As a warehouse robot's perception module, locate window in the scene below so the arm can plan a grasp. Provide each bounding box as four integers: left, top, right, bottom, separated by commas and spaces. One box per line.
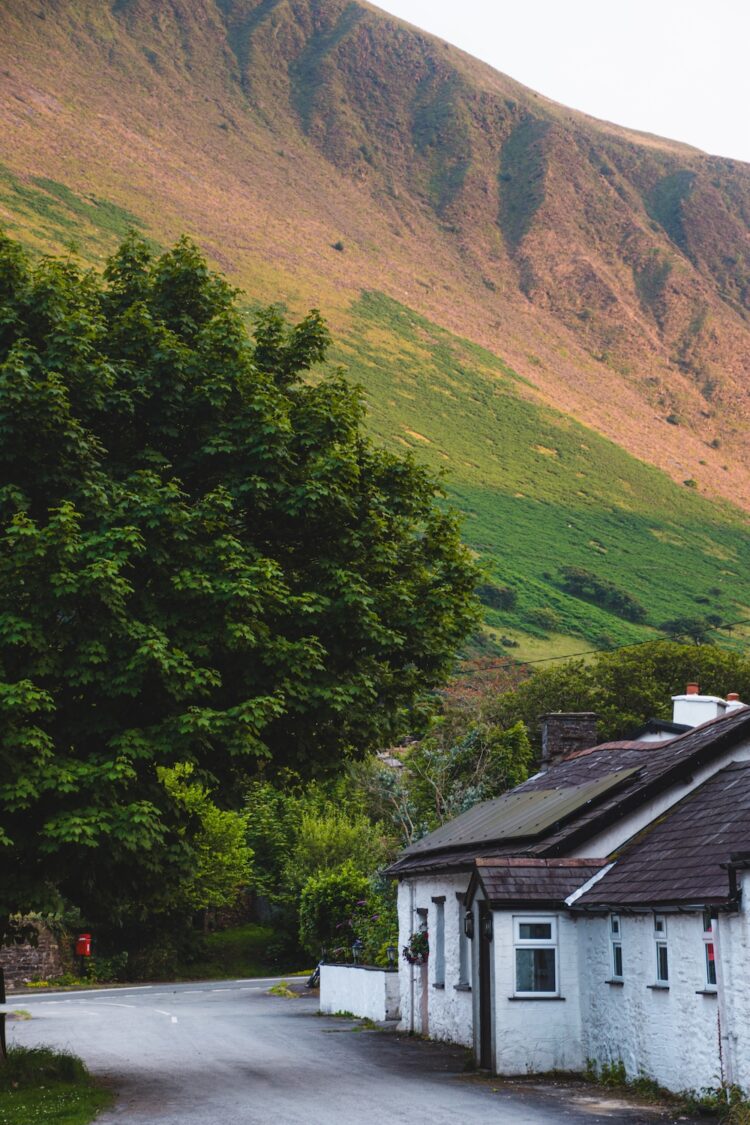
610, 914, 623, 979
514, 916, 558, 995
432, 897, 445, 987
703, 911, 717, 989
654, 914, 668, 983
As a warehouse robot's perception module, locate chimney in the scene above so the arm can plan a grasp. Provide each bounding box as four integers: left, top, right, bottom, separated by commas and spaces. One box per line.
540, 713, 598, 770
672, 682, 730, 726
726, 692, 745, 713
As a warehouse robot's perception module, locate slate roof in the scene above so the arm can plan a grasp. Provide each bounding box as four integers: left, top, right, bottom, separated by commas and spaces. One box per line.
573, 760, 750, 908
388, 706, 750, 877
469, 858, 607, 908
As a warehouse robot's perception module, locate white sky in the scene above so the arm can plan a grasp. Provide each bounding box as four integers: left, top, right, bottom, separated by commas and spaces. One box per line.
372, 0, 750, 163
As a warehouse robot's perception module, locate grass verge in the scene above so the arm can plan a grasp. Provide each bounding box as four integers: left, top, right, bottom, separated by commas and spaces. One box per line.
0, 1045, 112, 1125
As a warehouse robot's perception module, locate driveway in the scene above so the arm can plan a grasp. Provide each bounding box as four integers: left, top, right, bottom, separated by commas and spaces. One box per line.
7, 979, 677, 1123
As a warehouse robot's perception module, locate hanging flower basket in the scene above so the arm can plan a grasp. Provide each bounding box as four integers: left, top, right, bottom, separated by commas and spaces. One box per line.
402, 929, 429, 965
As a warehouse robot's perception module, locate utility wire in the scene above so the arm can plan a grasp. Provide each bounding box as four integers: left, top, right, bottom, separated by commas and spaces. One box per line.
465, 616, 750, 666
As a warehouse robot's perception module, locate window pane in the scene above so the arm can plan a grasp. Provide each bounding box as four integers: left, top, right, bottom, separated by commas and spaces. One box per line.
519, 923, 552, 941
610, 914, 620, 936
706, 943, 716, 987
516, 948, 556, 992
612, 943, 623, 978
654, 916, 665, 934
657, 943, 669, 982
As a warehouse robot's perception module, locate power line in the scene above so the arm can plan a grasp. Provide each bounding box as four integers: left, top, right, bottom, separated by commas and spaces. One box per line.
463, 616, 750, 666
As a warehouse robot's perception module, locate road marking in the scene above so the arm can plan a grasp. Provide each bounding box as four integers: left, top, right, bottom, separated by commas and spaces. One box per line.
154, 1009, 172, 1016
182, 990, 203, 994
211, 988, 231, 992
171, 1016, 178, 1024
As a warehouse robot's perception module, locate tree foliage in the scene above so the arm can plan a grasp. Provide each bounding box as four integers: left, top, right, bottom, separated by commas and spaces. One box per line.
0, 232, 479, 931
160, 765, 253, 914
484, 641, 750, 752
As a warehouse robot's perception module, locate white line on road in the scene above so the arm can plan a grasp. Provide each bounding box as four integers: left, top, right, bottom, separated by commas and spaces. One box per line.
182, 990, 203, 994
154, 1009, 172, 1016
171, 1016, 178, 1023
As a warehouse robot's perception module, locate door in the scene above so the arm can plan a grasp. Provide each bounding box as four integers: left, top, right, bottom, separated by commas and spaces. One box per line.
478, 902, 493, 1069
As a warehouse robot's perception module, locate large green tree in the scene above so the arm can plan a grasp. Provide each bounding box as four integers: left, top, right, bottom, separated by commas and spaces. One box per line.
0, 233, 479, 931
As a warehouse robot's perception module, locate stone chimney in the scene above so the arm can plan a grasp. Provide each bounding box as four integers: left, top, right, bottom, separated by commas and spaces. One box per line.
671, 682, 738, 726
540, 712, 599, 770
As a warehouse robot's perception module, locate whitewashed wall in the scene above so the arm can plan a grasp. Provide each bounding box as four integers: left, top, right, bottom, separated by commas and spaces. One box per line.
319, 964, 400, 1021
396, 875, 473, 1046
490, 911, 584, 1074
578, 911, 721, 1092
715, 873, 750, 1092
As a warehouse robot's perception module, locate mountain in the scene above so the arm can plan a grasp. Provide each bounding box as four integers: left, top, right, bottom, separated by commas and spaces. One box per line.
2, 0, 750, 655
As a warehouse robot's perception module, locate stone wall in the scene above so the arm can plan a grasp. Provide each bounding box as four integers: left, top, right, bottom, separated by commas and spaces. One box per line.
0, 926, 65, 991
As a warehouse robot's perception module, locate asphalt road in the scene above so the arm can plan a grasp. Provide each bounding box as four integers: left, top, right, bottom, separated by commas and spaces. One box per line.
6, 979, 674, 1123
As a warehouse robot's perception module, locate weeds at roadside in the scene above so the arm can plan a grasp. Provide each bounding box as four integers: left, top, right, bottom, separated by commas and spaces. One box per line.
268, 981, 299, 999
0, 1045, 112, 1125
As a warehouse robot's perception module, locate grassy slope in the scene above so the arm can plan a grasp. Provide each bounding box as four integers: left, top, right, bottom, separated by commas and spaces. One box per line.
3, 164, 750, 653
0, 1045, 112, 1125
339, 292, 750, 652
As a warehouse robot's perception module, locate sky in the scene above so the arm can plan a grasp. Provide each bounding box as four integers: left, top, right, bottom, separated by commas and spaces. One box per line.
373, 0, 750, 164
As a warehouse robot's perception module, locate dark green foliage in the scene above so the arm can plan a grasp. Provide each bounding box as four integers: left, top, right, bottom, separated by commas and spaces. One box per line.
659, 616, 713, 643
527, 606, 562, 632
403, 720, 532, 830
486, 641, 750, 754
298, 861, 368, 958
558, 566, 647, 623
476, 583, 517, 611
0, 232, 479, 934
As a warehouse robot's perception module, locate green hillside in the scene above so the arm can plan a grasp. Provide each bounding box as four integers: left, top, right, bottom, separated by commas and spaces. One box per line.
336, 291, 750, 655
2, 126, 750, 660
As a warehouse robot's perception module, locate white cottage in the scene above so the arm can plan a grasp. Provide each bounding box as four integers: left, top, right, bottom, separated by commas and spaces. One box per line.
388, 687, 750, 1092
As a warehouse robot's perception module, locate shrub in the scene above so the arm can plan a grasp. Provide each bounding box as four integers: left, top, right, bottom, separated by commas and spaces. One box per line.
558, 565, 646, 623
298, 862, 369, 959
527, 606, 561, 632
476, 583, 517, 611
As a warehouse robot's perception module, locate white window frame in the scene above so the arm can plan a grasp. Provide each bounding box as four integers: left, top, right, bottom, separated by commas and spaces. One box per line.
702, 910, 717, 990
513, 915, 559, 997
654, 914, 669, 984
610, 913, 623, 980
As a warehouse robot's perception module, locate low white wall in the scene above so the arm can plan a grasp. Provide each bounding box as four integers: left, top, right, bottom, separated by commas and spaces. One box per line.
320, 964, 400, 1021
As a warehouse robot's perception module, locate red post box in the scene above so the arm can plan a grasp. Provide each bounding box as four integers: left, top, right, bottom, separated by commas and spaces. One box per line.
76, 933, 92, 958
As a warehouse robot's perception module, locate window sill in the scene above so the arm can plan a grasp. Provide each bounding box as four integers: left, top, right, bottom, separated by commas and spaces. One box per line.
604, 979, 624, 987
647, 983, 670, 990
696, 989, 718, 996
432, 983, 445, 990
509, 995, 565, 1001
454, 983, 472, 992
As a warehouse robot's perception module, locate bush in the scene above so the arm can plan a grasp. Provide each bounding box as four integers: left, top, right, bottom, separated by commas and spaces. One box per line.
476, 583, 517, 611
558, 565, 646, 623
298, 862, 369, 959
527, 606, 561, 632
